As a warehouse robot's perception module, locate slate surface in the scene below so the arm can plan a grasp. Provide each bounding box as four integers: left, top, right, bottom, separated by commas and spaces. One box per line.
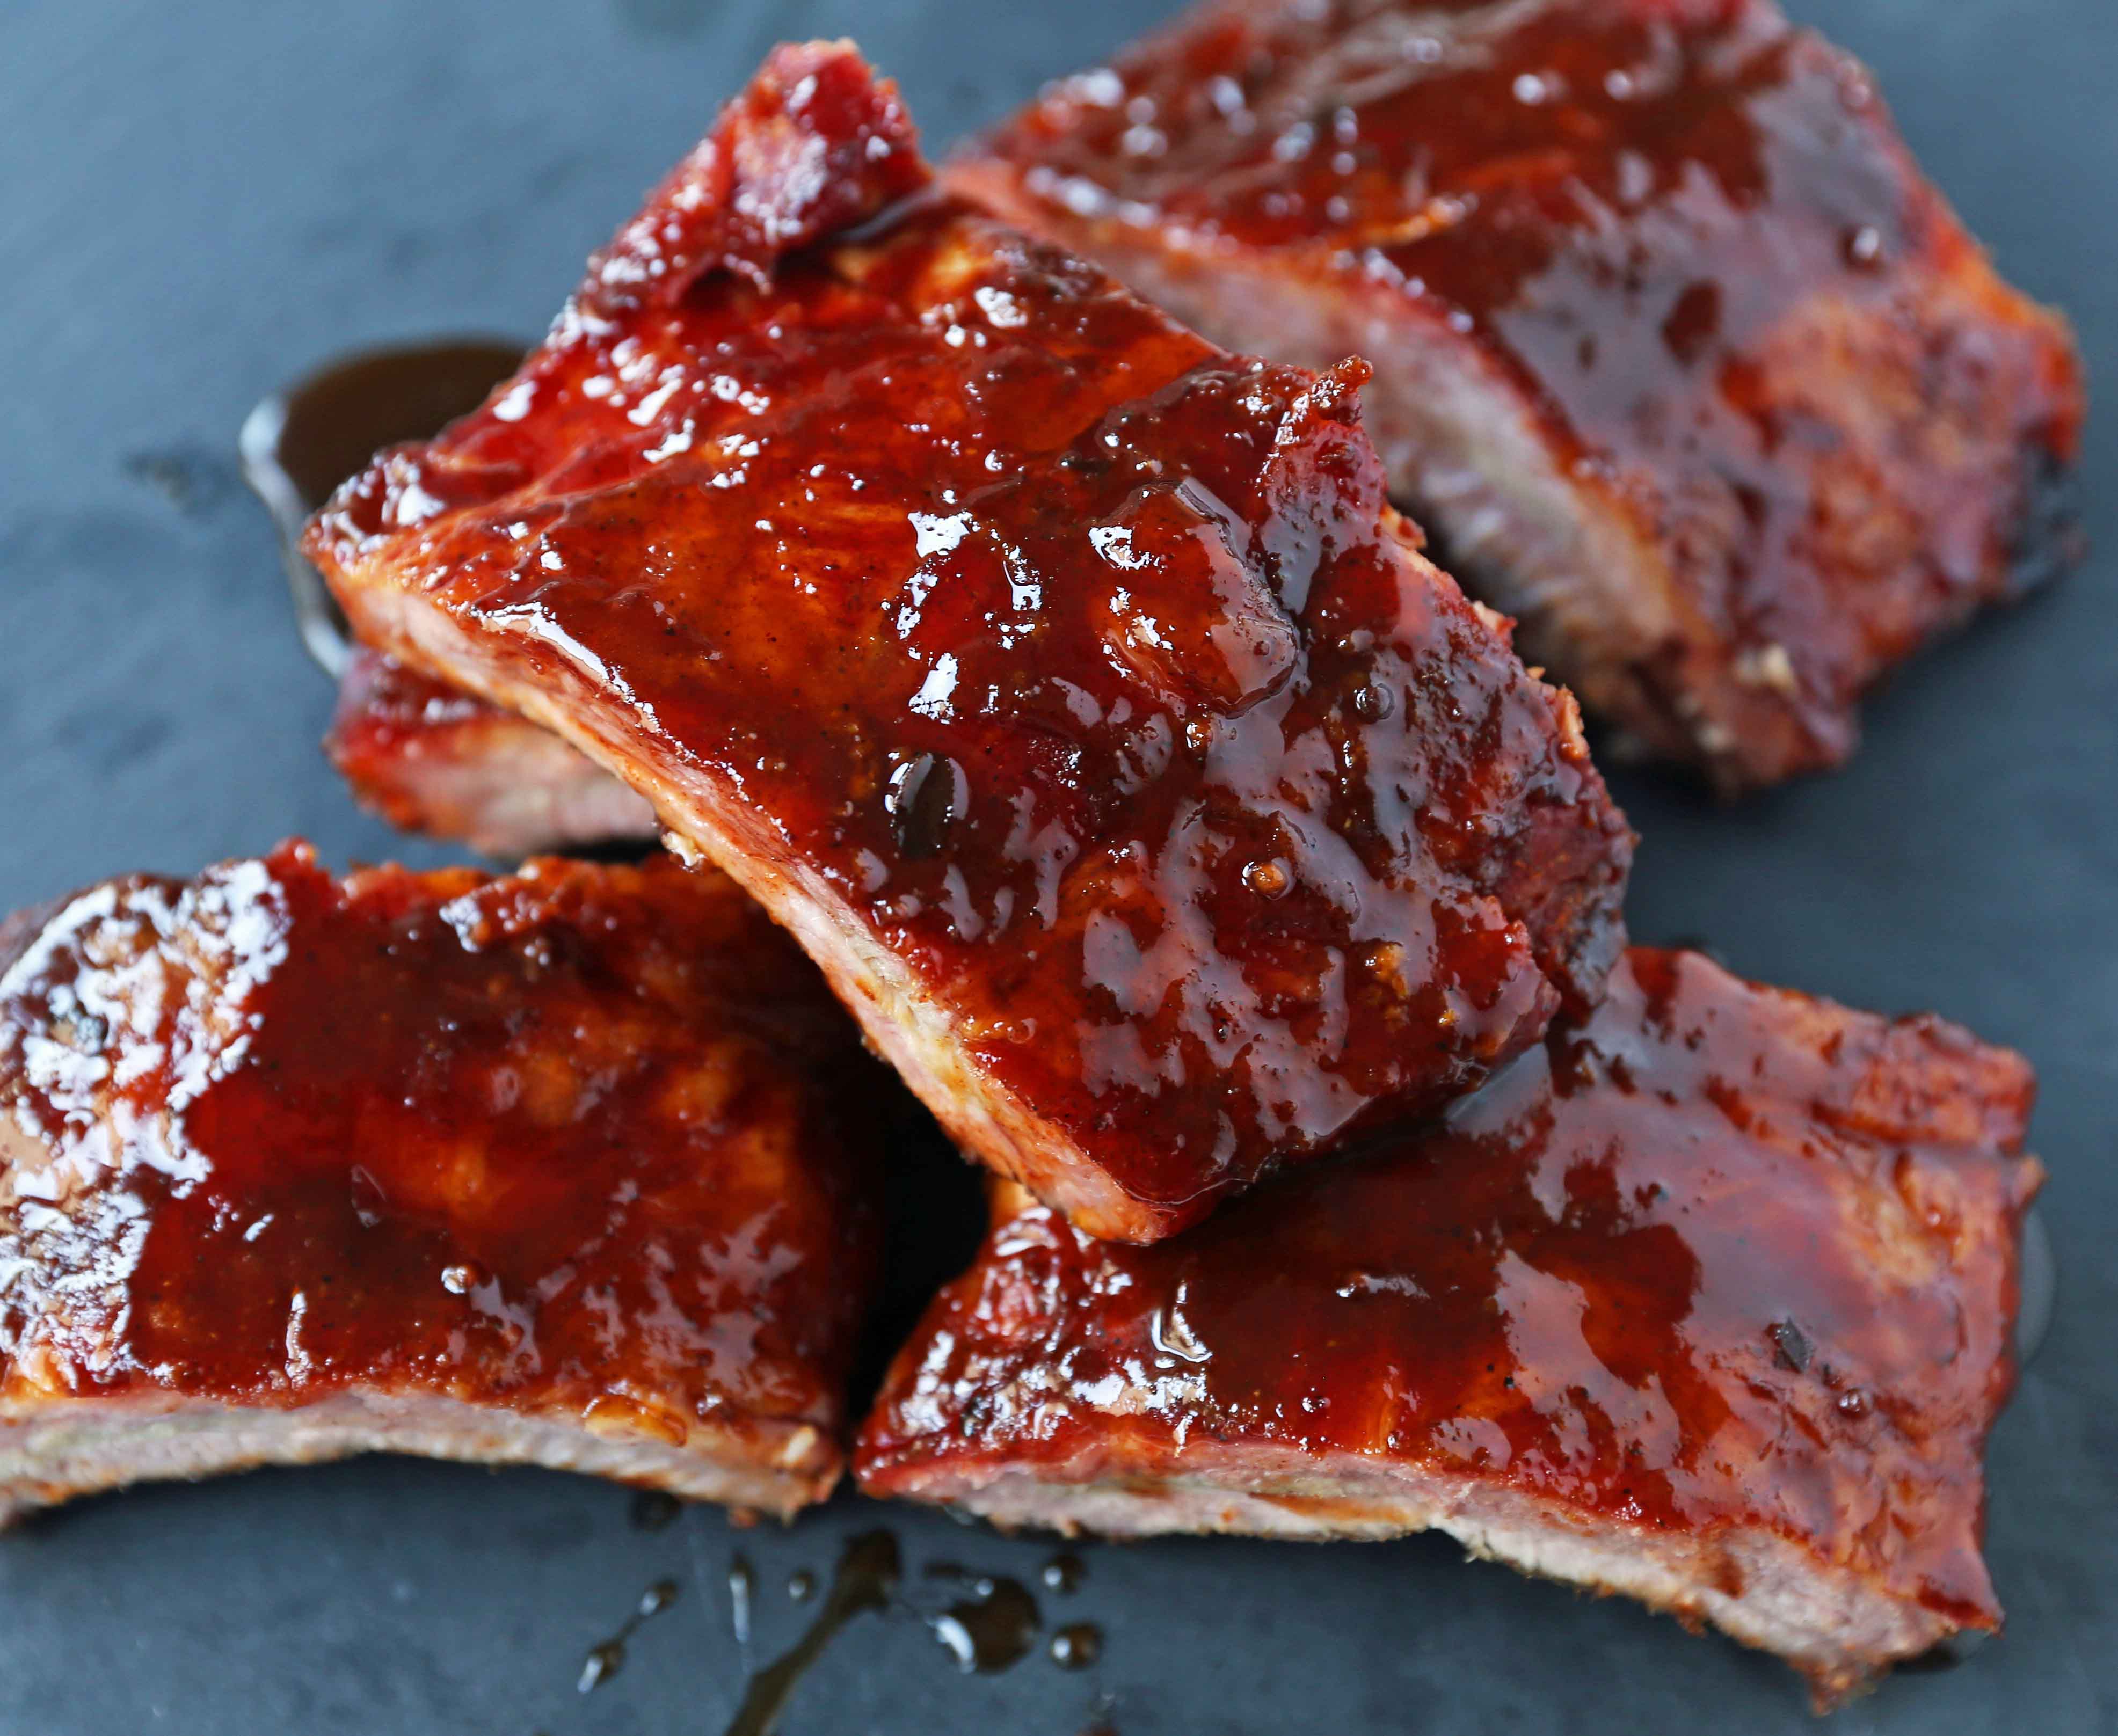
0, 1, 2111, 1731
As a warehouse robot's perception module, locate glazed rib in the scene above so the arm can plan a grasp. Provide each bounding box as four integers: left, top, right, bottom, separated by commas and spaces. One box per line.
307, 42, 1633, 1244
329, 646, 657, 856
858, 951, 2042, 1705
948, 0, 2086, 790
0, 845, 880, 1522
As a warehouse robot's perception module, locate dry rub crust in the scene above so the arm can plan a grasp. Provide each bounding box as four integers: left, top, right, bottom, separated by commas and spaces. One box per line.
858, 952, 2043, 1705
306, 41, 1632, 1245
949, 0, 2087, 790
0, 844, 880, 1522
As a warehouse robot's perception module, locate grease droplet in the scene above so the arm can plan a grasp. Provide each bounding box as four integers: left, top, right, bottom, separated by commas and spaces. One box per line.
729, 1555, 755, 1648
578, 1641, 624, 1694
1041, 1552, 1086, 1593
886, 752, 967, 859
1242, 858, 1291, 899
1352, 680, 1396, 721
1845, 224, 1883, 267
929, 1574, 1040, 1673
1050, 1623, 1103, 1669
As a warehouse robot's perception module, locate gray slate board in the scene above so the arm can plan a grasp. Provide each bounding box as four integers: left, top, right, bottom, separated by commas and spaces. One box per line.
0, 1, 2111, 1731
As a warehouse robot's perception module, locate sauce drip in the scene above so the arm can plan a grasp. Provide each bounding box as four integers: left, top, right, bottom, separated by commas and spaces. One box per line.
578, 1579, 680, 1693
721, 1530, 901, 1736
239, 340, 523, 676
923, 1567, 1041, 1673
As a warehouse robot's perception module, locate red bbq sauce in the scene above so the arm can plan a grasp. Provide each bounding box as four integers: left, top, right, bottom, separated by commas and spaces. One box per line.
861, 950, 2040, 1625
308, 44, 1630, 1235
0, 845, 879, 1440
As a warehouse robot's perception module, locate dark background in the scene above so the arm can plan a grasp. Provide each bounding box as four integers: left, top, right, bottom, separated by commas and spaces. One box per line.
1, 1, 2111, 1731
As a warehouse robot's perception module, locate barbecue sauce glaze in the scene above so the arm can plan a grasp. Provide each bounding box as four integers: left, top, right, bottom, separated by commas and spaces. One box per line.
0, 845, 879, 1462
861, 950, 2041, 1630
308, 42, 1632, 1239
958, 0, 2085, 777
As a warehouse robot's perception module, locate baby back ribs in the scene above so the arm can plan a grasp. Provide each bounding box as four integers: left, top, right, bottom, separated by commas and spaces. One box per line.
858, 950, 2042, 1705
329, 646, 657, 856
949, 0, 2086, 790
0, 844, 881, 1522
306, 42, 1633, 1244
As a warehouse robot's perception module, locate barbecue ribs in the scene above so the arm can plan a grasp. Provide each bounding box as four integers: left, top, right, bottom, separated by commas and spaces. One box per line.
329, 646, 657, 856
949, 0, 2086, 790
0, 844, 880, 1521
307, 42, 1633, 1244
858, 950, 2042, 1704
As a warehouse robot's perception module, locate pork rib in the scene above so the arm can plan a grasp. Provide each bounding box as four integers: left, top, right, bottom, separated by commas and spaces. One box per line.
948, 0, 2087, 790
857, 950, 2042, 1705
307, 41, 1633, 1244
329, 646, 656, 856
0, 844, 880, 1522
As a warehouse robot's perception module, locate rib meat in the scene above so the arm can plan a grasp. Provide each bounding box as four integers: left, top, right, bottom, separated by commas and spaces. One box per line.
0, 844, 881, 1522
948, 0, 2087, 790
857, 950, 2042, 1704
329, 646, 657, 856
307, 42, 1632, 1245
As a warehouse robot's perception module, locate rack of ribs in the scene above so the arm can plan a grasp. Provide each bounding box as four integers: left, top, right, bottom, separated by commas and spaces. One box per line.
857, 949, 2042, 1705
948, 0, 2086, 790
329, 647, 657, 857
0, 844, 882, 1522
305, 41, 1634, 1244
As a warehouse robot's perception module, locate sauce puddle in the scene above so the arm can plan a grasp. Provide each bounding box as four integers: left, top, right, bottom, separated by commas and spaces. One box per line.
923, 1564, 1040, 1673
238, 339, 523, 675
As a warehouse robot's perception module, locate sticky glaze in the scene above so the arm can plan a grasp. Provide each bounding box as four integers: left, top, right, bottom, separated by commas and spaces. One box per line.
860, 950, 2041, 1628
959, 0, 2085, 784
307, 43, 1632, 1240
0, 845, 879, 1470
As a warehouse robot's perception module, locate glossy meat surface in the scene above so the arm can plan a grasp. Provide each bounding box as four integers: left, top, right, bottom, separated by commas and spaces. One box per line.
0, 844, 881, 1520
951, 0, 2086, 789
858, 951, 2041, 1701
329, 646, 657, 856
308, 42, 1633, 1243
